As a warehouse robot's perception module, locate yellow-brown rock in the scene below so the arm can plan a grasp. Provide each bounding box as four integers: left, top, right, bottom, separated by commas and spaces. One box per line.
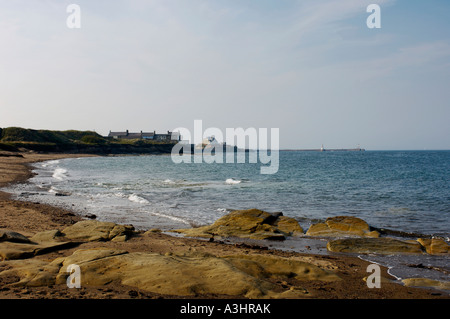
327, 237, 425, 255
273, 216, 304, 236
30, 230, 64, 243
0, 241, 75, 261
402, 278, 450, 291
61, 220, 135, 242
306, 216, 379, 238
3, 256, 67, 287
223, 254, 340, 282
174, 209, 303, 240
1, 248, 340, 298
0, 229, 76, 261
417, 238, 449, 255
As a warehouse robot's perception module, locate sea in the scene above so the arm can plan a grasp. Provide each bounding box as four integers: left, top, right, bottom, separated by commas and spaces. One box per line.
5, 150, 450, 285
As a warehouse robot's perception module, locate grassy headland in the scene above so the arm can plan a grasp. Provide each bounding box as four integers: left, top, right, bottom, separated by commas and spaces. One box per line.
0, 127, 175, 154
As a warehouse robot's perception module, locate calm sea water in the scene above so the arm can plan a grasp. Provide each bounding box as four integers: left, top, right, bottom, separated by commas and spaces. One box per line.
11, 150, 450, 238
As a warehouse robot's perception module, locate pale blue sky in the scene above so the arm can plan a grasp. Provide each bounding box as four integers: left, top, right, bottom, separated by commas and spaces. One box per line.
1, 0, 449, 150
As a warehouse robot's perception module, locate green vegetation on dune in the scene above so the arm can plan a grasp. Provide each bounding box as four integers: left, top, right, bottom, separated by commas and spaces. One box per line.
0, 127, 178, 154
0, 127, 103, 144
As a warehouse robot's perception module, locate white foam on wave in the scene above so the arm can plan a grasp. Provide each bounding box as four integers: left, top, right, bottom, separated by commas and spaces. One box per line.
48, 186, 58, 193
149, 211, 191, 226
128, 194, 150, 204
357, 255, 402, 281
225, 178, 241, 185
52, 168, 68, 180
115, 192, 127, 198
41, 160, 60, 168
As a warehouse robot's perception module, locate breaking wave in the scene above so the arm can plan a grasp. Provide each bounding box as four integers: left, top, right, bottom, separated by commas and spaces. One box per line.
128, 194, 150, 204
52, 168, 68, 180
149, 211, 191, 226
225, 178, 241, 185
41, 160, 60, 168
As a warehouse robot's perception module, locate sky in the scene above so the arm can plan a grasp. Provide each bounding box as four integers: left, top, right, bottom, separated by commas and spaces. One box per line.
1, 0, 449, 150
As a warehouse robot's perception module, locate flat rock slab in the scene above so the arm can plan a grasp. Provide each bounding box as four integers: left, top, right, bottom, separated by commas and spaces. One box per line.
402, 278, 450, 291
0, 229, 81, 261
327, 237, 425, 255
0, 248, 340, 298
30, 230, 65, 243
0, 240, 77, 260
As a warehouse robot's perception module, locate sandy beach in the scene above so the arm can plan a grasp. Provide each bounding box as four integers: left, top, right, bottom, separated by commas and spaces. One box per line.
0, 151, 449, 300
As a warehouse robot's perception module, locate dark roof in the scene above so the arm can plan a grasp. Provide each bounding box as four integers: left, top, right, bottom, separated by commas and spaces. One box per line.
108, 131, 127, 137
107, 130, 177, 139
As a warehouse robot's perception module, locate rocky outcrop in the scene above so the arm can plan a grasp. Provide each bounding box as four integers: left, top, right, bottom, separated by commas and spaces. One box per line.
0, 241, 76, 261
174, 209, 303, 240
402, 278, 450, 291
61, 220, 135, 242
2, 211, 448, 298
416, 238, 449, 255
0, 220, 135, 261
325, 231, 449, 256
326, 237, 425, 254
0, 229, 76, 261
273, 216, 304, 236
0, 248, 339, 298
306, 216, 379, 238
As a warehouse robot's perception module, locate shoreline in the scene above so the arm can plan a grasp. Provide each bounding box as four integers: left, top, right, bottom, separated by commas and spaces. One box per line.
0, 152, 449, 300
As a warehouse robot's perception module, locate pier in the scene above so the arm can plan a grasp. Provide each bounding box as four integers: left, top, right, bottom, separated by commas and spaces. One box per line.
282, 145, 366, 152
